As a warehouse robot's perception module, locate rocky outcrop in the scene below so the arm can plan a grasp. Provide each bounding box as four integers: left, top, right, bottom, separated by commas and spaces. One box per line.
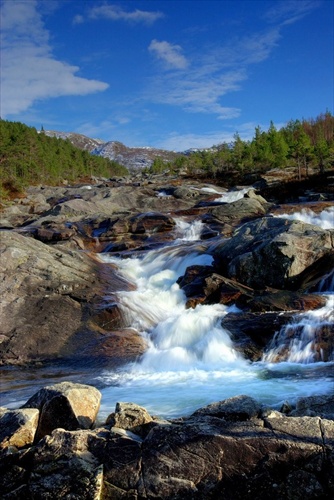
0, 385, 333, 499
212, 217, 334, 290
0, 231, 142, 365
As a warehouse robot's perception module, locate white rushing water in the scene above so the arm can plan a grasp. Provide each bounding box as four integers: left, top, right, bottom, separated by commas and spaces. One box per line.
274, 206, 334, 229
97, 211, 334, 420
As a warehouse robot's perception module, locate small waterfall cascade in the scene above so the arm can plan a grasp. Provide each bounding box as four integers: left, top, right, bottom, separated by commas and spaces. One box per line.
174, 218, 205, 241
262, 296, 334, 363
101, 219, 240, 367
96, 213, 334, 418
273, 206, 334, 229
215, 187, 250, 203
264, 206, 334, 364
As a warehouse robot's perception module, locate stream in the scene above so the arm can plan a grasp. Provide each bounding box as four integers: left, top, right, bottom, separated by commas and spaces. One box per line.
1, 195, 333, 421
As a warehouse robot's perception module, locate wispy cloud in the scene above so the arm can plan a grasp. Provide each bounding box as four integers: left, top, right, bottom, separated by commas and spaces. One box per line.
148, 40, 189, 70
156, 122, 259, 152
264, 0, 320, 26
1, 0, 109, 117
81, 3, 164, 25
146, 27, 281, 119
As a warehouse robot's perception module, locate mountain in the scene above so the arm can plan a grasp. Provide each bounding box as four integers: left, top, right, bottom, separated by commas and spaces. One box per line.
44, 131, 104, 152
44, 131, 180, 170
91, 141, 180, 170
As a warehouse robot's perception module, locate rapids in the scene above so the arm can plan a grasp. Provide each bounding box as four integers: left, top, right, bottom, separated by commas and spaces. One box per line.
1, 196, 333, 420
94, 207, 334, 421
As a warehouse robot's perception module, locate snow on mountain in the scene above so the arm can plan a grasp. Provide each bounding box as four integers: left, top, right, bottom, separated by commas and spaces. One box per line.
90, 141, 179, 170
44, 131, 181, 170
43, 131, 104, 152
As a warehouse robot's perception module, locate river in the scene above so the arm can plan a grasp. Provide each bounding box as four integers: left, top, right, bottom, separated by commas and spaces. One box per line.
1, 194, 333, 422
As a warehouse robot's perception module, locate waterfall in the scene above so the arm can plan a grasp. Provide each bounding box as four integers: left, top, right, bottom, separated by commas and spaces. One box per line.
96, 216, 334, 419
263, 207, 334, 364
215, 187, 250, 203
274, 206, 334, 229
174, 218, 205, 241
262, 296, 334, 363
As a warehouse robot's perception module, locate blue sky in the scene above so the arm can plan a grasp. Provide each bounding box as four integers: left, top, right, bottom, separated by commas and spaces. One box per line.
1, 0, 333, 151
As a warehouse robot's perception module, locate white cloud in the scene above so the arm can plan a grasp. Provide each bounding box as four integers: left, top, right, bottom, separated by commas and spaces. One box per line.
145, 27, 282, 119
156, 123, 257, 152
148, 40, 189, 70
87, 4, 164, 25
0, 0, 109, 117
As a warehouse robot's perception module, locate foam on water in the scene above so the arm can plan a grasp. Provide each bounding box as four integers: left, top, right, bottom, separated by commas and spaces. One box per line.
274, 206, 334, 229
262, 296, 334, 363
215, 187, 250, 203
97, 217, 334, 420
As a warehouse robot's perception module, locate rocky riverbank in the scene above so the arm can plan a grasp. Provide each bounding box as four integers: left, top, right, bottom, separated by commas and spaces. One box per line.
1, 381, 333, 499
1, 170, 333, 366
0, 170, 333, 498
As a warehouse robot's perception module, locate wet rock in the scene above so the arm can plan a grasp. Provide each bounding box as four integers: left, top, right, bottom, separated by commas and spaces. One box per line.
0, 231, 136, 365
241, 289, 327, 312
129, 212, 175, 234
0, 409, 39, 449
212, 217, 334, 290
291, 394, 334, 419
221, 312, 294, 361
22, 382, 101, 441
79, 328, 147, 368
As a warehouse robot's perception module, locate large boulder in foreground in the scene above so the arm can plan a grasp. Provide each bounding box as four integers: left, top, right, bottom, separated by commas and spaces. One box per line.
1, 391, 333, 499
212, 217, 334, 290
22, 382, 101, 441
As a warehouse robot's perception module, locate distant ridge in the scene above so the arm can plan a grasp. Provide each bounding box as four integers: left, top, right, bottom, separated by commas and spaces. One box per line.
44, 131, 181, 170
43, 131, 104, 152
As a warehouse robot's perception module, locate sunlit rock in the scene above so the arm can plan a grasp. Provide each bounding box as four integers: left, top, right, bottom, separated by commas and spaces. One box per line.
0, 408, 39, 449
22, 382, 101, 441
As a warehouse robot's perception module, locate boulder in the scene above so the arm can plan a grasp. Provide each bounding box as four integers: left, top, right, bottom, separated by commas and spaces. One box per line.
106, 402, 153, 437
22, 382, 101, 441
191, 395, 261, 421
221, 311, 296, 361
212, 217, 334, 290
291, 394, 334, 419
210, 196, 268, 225
1, 391, 334, 499
0, 408, 39, 449
0, 231, 139, 365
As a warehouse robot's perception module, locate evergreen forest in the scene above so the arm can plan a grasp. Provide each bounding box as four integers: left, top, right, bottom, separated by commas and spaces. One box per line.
1, 112, 333, 201
150, 111, 334, 182
0, 120, 128, 200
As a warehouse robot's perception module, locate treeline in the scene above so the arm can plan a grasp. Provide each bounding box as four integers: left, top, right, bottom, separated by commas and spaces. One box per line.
150, 111, 334, 180
0, 120, 128, 199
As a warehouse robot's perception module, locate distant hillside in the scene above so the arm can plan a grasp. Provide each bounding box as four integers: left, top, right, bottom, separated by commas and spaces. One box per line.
44, 131, 182, 171
90, 140, 181, 170
0, 120, 128, 199
43, 131, 104, 152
